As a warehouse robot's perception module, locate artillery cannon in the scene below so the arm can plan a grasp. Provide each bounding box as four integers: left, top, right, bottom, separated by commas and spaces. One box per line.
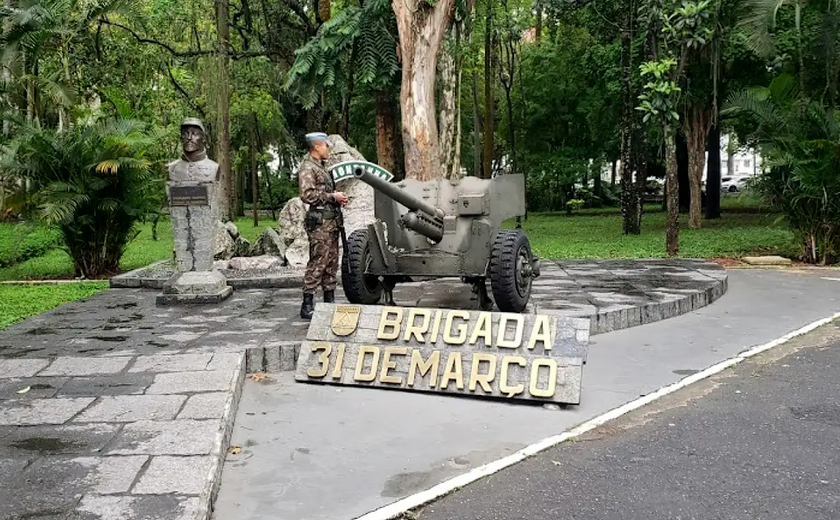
337, 162, 541, 313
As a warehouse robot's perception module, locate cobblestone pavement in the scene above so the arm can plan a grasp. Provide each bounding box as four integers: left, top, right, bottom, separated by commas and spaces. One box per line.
0, 259, 726, 519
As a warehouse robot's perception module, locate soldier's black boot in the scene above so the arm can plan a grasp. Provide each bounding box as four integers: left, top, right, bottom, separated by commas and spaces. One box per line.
300, 293, 315, 320
323, 290, 335, 303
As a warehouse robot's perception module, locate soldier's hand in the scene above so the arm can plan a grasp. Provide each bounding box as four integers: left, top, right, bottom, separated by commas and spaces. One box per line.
334, 192, 349, 206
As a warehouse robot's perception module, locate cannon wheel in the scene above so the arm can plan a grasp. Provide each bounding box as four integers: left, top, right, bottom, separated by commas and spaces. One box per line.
342, 228, 384, 305
489, 229, 534, 313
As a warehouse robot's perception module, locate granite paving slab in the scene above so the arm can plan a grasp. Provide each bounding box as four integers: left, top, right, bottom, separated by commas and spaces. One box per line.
0, 259, 729, 520
0, 350, 244, 520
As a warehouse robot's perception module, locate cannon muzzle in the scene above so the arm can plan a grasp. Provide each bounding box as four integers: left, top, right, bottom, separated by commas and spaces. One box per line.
353, 167, 446, 243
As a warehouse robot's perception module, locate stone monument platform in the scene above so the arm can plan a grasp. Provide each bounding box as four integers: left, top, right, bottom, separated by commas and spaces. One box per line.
111, 258, 728, 337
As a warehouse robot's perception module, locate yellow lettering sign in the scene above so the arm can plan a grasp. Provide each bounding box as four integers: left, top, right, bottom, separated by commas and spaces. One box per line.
331, 343, 345, 379
500, 356, 526, 397
377, 308, 402, 341
307, 343, 332, 378
407, 350, 440, 387
496, 315, 524, 349
354, 346, 380, 381
403, 309, 431, 343
429, 310, 444, 343
379, 347, 407, 384
467, 312, 492, 346
439, 351, 464, 389
443, 311, 470, 345
527, 315, 553, 351
468, 353, 497, 392
529, 358, 557, 397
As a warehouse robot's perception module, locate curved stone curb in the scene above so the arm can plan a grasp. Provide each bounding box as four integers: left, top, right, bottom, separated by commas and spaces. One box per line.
587, 276, 728, 335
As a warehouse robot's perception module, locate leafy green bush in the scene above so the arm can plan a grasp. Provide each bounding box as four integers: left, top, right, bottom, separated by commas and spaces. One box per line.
0, 224, 62, 267
725, 74, 840, 264
1, 118, 165, 278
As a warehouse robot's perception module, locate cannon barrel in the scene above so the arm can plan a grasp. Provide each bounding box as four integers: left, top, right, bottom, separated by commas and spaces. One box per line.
401, 212, 444, 243
353, 167, 445, 219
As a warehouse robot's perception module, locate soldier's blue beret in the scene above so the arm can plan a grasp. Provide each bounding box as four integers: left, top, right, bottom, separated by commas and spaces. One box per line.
305, 132, 333, 147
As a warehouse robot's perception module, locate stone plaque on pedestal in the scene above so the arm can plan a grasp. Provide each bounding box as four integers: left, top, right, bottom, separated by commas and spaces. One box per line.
156, 118, 233, 306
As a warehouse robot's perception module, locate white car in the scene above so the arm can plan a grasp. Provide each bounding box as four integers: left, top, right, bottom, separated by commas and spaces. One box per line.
721, 176, 749, 193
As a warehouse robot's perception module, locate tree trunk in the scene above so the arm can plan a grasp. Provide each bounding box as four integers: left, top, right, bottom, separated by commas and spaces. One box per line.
535, 1, 543, 41
665, 130, 680, 256
375, 90, 398, 174
676, 133, 690, 211
685, 106, 712, 229
216, 0, 232, 220
482, 0, 495, 179
392, 0, 456, 181
250, 123, 259, 227
727, 135, 735, 177
619, 2, 639, 235
472, 71, 482, 177
499, 35, 516, 175
611, 160, 617, 186
438, 26, 462, 181
593, 161, 602, 201
705, 123, 721, 219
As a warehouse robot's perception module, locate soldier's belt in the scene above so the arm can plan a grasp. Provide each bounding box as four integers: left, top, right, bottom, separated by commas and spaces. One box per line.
309, 206, 338, 220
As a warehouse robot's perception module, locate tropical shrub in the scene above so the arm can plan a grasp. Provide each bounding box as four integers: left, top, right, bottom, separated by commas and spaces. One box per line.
725, 75, 840, 264
1, 118, 165, 277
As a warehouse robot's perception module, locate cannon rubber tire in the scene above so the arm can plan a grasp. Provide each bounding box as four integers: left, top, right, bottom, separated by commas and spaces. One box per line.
341, 228, 384, 305
489, 229, 533, 313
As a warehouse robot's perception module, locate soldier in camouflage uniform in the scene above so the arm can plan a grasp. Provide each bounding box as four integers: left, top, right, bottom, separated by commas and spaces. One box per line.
297, 132, 349, 319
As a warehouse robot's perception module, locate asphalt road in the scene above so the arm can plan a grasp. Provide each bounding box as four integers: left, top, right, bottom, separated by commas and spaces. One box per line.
417, 318, 840, 520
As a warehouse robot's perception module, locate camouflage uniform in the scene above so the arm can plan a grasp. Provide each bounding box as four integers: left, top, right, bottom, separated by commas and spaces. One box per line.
298, 154, 341, 295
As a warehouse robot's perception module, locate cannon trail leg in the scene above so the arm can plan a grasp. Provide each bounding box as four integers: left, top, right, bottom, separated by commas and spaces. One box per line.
381, 277, 397, 306
471, 279, 494, 311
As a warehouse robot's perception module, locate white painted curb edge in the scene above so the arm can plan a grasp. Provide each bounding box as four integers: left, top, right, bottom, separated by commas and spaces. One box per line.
353, 311, 840, 520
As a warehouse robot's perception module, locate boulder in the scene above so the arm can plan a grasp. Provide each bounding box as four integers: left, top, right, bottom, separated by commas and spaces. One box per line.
213, 260, 230, 270
328, 135, 377, 240
233, 235, 253, 257
228, 255, 283, 271
254, 228, 287, 260
224, 221, 240, 240
277, 197, 310, 267
214, 221, 235, 260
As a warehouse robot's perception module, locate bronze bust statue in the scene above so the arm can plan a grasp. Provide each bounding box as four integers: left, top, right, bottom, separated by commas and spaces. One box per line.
168, 118, 219, 183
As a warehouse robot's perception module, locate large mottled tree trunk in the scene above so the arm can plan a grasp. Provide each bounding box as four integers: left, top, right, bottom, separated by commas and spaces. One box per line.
619, 2, 639, 235
705, 122, 721, 219
684, 106, 712, 229
216, 0, 232, 220
665, 129, 680, 256
482, 0, 495, 179
392, 0, 456, 181
472, 71, 482, 177
438, 25, 463, 181
375, 90, 398, 175
250, 121, 259, 227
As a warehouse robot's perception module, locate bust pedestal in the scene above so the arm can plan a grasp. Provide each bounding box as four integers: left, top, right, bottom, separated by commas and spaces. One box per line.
156, 161, 232, 306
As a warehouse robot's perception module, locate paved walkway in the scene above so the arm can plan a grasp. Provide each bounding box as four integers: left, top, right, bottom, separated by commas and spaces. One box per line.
212, 269, 840, 520
0, 263, 828, 520
417, 315, 840, 520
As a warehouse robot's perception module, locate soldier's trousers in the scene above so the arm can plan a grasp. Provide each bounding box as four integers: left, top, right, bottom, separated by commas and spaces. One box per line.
303, 218, 340, 294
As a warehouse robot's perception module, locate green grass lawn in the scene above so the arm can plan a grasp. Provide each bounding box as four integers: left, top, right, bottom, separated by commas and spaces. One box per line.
515, 207, 794, 259
0, 282, 109, 330
0, 200, 796, 330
